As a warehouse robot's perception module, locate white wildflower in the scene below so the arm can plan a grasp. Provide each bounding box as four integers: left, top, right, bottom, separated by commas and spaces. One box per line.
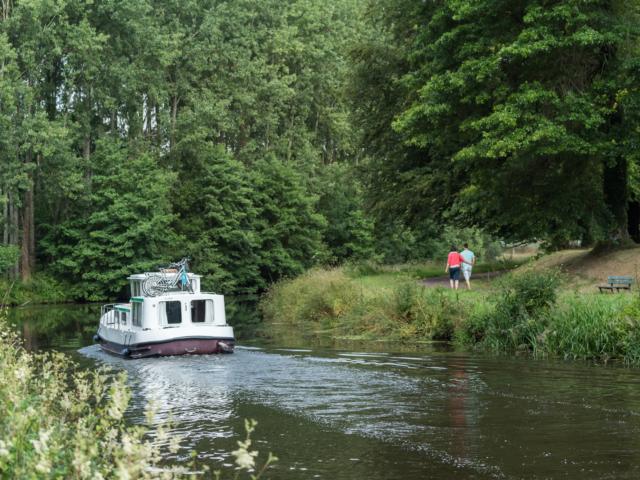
168, 435, 181, 454
107, 384, 129, 421
231, 439, 258, 471
0, 440, 9, 457
15, 365, 29, 382
121, 435, 134, 456
32, 429, 53, 474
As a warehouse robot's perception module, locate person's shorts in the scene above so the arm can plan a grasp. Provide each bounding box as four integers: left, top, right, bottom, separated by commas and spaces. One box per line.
449, 267, 460, 281
462, 267, 472, 281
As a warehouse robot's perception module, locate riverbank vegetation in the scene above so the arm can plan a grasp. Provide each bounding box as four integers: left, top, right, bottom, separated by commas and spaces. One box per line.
0, 311, 276, 478
260, 259, 640, 364
0, 312, 182, 477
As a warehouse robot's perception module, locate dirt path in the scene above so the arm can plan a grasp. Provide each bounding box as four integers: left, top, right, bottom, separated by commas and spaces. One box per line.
420, 270, 508, 287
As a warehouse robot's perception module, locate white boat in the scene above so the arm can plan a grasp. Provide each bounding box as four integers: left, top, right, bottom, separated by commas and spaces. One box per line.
94, 260, 235, 358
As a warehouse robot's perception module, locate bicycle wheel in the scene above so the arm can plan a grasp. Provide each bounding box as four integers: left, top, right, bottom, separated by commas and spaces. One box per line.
142, 274, 163, 297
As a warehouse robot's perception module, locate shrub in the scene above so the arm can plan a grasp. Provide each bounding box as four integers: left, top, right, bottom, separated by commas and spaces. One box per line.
463, 269, 561, 352
0, 313, 183, 478
343, 260, 386, 277
260, 269, 360, 327
0, 245, 19, 274
0, 274, 72, 306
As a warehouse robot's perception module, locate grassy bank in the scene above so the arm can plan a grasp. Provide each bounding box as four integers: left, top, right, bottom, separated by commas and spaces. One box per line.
260, 263, 640, 364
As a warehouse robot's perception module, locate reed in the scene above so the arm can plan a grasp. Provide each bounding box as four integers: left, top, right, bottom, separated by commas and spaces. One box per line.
260, 268, 479, 342
544, 294, 639, 362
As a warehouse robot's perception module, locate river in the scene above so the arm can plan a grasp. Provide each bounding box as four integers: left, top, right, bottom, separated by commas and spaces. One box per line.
9, 303, 640, 479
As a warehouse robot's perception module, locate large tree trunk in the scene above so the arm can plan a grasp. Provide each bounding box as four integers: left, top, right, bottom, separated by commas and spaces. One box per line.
10, 193, 18, 278
155, 103, 161, 148
83, 133, 91, 161
20, 186, 33, 281
603, 157, 629, 242
628, 200, 640, 243
1, 0, 11, 21
2, 188, 8, 245
146, 95, 153, 138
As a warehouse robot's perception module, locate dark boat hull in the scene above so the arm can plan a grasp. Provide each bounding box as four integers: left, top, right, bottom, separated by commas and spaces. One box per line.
96, 336, 235, 358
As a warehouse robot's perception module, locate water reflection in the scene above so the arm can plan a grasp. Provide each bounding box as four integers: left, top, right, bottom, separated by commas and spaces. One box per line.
8, 303, 99, 351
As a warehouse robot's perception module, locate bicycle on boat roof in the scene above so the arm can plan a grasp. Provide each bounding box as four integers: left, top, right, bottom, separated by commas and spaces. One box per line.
142, 257, 193, 297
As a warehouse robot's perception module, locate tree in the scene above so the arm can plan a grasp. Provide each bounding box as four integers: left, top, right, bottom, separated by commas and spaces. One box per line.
252, 155, 327, 283
172, 137, 262, 295
42, 139, 175, 300
356, 0, 640, 247
316, 163, 375, 263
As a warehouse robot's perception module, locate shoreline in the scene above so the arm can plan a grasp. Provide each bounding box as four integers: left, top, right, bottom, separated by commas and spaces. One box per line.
259, 265, 640, 365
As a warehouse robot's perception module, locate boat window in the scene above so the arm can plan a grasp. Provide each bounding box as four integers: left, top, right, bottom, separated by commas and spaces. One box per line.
163, 301, 182, 325
131, 281, 141, 297
191, 299, 213, 323
121, 312, 127, 324
132, 302, 142, 327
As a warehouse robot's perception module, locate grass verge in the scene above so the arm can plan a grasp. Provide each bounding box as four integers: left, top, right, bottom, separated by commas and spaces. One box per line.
260, 266, 640, 364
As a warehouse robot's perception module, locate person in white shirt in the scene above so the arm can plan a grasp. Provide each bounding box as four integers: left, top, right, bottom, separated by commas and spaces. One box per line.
460, 243, 476, 290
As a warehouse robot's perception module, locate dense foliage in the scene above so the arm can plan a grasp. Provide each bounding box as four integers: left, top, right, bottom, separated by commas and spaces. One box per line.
1, 0, 640, 299
354, 0, 640, 247
0, 0, 371, 298
0, 311, 277, 478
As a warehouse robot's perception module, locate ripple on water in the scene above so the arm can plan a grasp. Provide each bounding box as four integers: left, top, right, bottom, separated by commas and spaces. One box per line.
79, 344, 640, 479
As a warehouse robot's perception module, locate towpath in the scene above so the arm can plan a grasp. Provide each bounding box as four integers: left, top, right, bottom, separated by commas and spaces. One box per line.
420, 270, 508, 287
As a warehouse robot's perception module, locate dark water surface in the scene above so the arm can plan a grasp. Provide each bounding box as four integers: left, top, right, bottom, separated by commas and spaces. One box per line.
10, 304, 640, 479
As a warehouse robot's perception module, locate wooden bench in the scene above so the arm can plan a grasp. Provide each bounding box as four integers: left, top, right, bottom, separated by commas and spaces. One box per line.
598, 275, 634, 293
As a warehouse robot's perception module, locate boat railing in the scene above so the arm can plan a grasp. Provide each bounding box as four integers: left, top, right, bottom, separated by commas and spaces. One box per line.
101, 304, 116, 317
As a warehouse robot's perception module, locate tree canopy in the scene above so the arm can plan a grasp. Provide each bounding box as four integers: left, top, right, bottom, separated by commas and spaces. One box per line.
1, 0, 639, 298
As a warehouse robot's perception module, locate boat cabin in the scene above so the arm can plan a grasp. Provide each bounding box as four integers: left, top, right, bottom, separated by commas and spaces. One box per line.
100, 272, 225, 330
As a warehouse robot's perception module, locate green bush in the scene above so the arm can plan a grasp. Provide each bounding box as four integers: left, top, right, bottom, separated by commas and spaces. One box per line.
463, 269, 561, 352
0, 245, 19, 274
344, 260, 386, 277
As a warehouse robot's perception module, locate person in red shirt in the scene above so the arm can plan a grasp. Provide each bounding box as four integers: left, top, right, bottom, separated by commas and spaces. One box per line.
445, 245, 465, 290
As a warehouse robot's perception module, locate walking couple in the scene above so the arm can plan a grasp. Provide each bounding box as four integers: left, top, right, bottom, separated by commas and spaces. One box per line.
445, 244, 476, 290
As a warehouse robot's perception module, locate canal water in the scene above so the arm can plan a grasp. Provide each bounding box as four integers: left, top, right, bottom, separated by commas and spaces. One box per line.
9, 304, 640, 479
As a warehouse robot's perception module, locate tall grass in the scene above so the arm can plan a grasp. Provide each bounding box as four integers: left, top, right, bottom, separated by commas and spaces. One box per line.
544, 294, 640, 362
262, 266, 640, 365
260, 268, 479, 342
460, 269, 640, 363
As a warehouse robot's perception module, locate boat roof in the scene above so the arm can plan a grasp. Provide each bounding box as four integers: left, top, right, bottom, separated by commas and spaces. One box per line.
128, 272, 202, 280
